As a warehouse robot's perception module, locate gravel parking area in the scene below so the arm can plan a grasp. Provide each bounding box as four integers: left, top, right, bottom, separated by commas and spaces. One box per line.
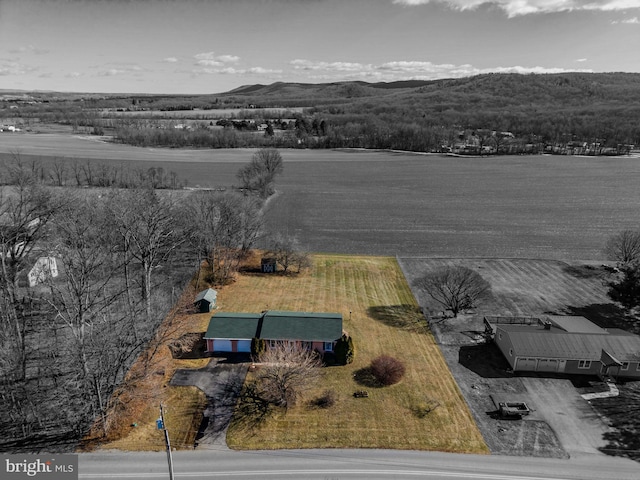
521, 377, 612, 458
430, 319, 615, 459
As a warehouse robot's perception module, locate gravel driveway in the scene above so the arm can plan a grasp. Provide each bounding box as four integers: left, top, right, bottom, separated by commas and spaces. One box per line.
521, 377, 613, 458
170, 355, 250, 448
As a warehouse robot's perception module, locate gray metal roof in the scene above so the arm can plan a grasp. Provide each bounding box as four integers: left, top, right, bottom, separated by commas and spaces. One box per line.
195, 288, 217, 303
545, 315, 608, 334
497, 324, 640, 362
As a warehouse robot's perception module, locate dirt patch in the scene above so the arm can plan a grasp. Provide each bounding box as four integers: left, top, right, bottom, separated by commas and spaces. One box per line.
169, 332, 206, 359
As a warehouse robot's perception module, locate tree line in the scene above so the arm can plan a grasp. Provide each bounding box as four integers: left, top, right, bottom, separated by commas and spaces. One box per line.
0, 153, 186, 190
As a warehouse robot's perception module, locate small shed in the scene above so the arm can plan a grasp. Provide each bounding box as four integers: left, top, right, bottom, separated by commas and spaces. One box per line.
261, 257, 277, 273
194, 288, 217, 313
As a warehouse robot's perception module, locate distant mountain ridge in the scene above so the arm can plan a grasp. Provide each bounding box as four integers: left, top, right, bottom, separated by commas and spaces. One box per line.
223, 72, 640, 103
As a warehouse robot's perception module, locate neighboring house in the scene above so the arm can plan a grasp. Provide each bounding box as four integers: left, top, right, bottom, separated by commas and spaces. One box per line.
194, 288, 218, 313
28, 257, 58, 287
485, 315, 640, 379
204, 310, 343, 354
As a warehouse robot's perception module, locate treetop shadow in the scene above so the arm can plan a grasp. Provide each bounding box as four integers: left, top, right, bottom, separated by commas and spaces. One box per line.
366, 304, 428, 334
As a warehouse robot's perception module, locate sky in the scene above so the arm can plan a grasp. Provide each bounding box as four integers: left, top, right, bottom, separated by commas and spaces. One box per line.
0, 0, 639, 94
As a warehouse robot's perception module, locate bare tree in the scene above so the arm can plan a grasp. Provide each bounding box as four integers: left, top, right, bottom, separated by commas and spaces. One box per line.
236, 148, 284, 198
255, 341, 322, 409
183, 191, 263, 286
0, 157, 62, 380
266, 233, 311, 274
49, 158, 69, 186
106, 189, 184, 318
604, 230, 640, 266
413, 266, 491, 317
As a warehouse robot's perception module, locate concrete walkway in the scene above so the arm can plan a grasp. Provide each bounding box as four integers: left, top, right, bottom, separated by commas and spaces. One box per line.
170, 355, 250, 448
581, 381, 619, 400
521, 377, 612, 458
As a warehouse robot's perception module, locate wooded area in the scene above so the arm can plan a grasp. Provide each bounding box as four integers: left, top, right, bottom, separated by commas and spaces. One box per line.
0, 152, 278, 452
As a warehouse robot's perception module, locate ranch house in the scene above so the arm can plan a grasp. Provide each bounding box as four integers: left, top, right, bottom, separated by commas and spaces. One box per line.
484, 315, 640, 379
204, 310, 343, 354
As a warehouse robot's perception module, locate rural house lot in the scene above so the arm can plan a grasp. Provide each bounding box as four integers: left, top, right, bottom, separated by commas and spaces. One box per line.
2, 135, 639, 461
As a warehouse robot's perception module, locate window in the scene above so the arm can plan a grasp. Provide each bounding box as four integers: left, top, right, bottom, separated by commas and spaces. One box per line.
498, 333, 503, 340
621, 362, 629, 371
636, 363, 640, 372
302, 341, 312, 350
578, 360, 591, 369
323, 341, 334, 352
268, 339, 277, 348
509, 349, 513, 357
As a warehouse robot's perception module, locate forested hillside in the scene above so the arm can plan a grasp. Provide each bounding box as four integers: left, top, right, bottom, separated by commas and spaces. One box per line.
3, 73, 640, 153
224, 73, 640, 152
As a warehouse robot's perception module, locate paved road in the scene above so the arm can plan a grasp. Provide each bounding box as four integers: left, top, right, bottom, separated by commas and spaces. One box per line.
78, 449, 639, 480
170, 356, 249, 448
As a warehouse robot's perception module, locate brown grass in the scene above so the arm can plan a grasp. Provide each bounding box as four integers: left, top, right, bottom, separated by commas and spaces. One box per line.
225, 254, 488, 453
88, 253, 488, 453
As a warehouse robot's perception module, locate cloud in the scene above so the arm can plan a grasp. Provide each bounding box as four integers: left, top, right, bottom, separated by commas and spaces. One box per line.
191, 52, 276, 76
163, 57, 179, 63
290, 58, 592, 82
612, 15, 640, 22
0, 61, 36, 76
290, 59, 370, 72
96, 64, 144, 77
194, 52, 241, 67
197, 59, 224, 67
194, 51, 216, 61
8, 45, 49, 55
98, 69, 125, 77
65, 72, 82, 78
199, 66, 282, 75
217, 55, 240, 63
576, 58, 588, 62
392, 0, 640, 17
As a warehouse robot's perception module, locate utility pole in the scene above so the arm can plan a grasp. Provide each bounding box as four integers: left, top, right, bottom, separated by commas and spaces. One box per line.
159, 404, 174, 480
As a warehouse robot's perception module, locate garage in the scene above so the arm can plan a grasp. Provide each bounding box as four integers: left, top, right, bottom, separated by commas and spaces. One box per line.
212, 339, 232, 352
537, 359, 559, 372
237, 340, 251, 353
516, 357, 538, 371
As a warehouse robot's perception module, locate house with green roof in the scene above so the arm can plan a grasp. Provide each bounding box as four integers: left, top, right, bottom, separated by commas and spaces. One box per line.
204, 310, 343, 354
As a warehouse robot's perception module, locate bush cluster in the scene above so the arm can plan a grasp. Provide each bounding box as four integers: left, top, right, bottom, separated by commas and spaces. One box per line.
370, 355, 406, 386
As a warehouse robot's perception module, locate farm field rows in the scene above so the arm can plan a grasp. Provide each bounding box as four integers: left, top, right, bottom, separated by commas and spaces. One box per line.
2, 134, 639, 260
398, 258, 611, 322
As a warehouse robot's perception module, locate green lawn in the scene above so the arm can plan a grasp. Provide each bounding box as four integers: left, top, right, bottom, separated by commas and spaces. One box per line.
224, 254, 488, 453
